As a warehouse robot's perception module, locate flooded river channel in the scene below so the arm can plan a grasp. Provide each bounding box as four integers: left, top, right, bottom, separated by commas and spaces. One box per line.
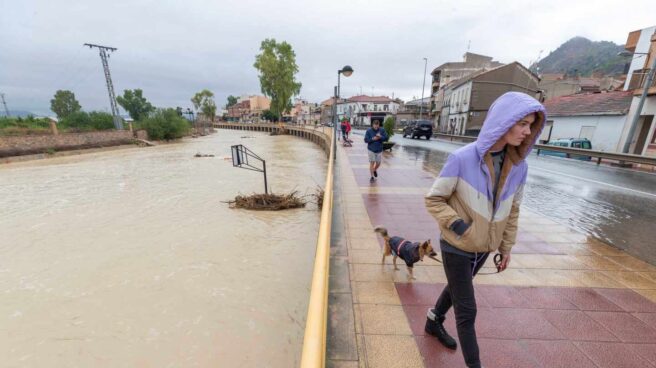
0, 130, 326, 367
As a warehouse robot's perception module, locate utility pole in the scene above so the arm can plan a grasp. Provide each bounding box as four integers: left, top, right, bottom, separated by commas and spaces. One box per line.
84, 43, 122, 129
419, 57, 428, 121
0, 93, 9, 117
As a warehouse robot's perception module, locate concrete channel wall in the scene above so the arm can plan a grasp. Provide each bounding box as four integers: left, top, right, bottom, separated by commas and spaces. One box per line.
0, 130, 147, 158
214, 123, 332, 156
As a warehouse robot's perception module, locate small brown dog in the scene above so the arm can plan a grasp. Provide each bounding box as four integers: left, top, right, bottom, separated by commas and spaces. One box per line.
374, 227, 436, 279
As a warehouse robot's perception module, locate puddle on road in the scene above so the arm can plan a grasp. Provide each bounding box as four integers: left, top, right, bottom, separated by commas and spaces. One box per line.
396, 144, 656, 264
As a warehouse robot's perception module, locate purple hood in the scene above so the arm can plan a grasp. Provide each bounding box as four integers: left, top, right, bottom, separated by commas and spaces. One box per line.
475, 92, 546, 160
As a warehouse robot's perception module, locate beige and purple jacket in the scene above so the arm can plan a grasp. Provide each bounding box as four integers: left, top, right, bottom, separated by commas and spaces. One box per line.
425, 92, 546, 255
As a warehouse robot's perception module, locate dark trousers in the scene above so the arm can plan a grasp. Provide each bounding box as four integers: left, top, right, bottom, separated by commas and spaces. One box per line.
434, 250, 489, 368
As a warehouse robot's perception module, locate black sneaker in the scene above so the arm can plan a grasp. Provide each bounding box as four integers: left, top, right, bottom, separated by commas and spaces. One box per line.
370, 176, 375, 183
425, 308, 457, 350
374, 170, 378, 177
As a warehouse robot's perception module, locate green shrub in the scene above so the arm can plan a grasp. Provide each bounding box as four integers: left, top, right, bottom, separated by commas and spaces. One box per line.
140, 108, 191, 140
383, 116, 395, 141
59, 111, 115, 131
59, 111, 90, 131
0, 116, 51, 135
88, 112, 115, 130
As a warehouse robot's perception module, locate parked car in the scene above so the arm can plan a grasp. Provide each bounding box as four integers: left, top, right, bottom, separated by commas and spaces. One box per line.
403, 120, 433, 140
539, 138, 592, 161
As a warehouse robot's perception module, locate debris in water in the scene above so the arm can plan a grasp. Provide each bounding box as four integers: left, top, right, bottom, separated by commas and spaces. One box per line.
311, 186, 325, 210
225, 191, 306, 211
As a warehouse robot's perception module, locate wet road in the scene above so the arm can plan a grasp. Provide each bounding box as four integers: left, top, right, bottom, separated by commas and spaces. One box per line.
0, 131, 325, 367
356, 131, 656, 265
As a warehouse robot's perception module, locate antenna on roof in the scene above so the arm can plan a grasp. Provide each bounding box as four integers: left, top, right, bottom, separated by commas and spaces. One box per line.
467, 40, 471, 52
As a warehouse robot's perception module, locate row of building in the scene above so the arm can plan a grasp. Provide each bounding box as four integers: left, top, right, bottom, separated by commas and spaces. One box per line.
419, 25, 656, 157
225, 26, 655, 157
542, 26, 656, 157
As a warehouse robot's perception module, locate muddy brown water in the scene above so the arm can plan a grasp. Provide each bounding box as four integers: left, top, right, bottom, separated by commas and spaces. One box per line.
0, 130, 326, 367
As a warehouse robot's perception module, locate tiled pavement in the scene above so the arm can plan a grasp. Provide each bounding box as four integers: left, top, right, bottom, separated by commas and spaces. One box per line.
327, 138, 656, 368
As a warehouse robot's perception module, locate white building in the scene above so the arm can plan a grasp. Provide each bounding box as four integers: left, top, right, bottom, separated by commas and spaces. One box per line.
543, 91, 633, 152
336, 95, 400, 127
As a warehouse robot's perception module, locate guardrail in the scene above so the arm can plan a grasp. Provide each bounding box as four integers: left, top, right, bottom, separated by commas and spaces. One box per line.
427, 132, 656, 167
300, 128, 334, 368
533, 144, 656, 167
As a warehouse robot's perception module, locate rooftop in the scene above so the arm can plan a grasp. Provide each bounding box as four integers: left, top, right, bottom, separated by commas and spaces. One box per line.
346, 95, 394, 103
543, 91, 633, 116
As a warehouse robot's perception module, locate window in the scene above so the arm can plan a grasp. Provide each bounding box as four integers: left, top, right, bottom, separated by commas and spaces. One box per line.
582, 141, 591, 149
384, 105, 388, 111
572, 141, 582, 148
362, 104, 368, 111
374, 105, 378, 111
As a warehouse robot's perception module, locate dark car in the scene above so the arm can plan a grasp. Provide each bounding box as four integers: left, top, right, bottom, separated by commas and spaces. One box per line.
403, 120, 433, 140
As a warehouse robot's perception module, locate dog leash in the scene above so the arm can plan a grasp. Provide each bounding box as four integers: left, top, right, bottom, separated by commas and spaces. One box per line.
428, 253, 503, 275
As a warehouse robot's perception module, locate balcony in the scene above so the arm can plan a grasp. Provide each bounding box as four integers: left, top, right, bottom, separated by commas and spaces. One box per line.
625, 30, 641, 53
628, 69, 656, 95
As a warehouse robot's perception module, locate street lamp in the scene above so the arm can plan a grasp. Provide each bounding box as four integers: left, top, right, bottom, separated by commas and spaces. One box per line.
419, 57, 428, 121
618, 51, 656, 154
333, 65, 354, 154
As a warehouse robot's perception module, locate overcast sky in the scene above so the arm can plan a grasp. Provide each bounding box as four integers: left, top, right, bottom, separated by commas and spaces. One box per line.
1, 0, 655, 116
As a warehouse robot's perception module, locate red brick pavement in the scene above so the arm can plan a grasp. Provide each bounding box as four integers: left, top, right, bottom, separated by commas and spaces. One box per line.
345, 138, 656, 368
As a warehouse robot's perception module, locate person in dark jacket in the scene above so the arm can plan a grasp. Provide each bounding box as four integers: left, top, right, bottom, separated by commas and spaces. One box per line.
364, 119, 387, 183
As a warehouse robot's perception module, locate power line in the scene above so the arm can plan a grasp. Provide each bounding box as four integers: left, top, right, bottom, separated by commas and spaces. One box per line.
84, 43, 122, 129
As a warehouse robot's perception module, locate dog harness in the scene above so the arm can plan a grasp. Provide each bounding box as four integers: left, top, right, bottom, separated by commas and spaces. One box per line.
389, 236, 421, 268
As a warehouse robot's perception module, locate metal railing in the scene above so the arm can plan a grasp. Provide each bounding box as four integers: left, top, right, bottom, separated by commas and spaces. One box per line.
533, 144, 656, 167
429, 132, 656, 167
300, 128, 334, 368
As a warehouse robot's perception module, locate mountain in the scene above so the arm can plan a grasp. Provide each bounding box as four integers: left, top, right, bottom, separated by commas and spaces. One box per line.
536, 37, 631, 77
5, 110, 40, 118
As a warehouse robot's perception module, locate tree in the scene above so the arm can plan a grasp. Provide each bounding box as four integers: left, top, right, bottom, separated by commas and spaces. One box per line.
191, 89, 217, 121
226, 95, 238, 108
253, 39, 301, 121
261, 109, 277, 122
50, 90, 81, 119
116, 89, 154, 121
383, 116, 395, 142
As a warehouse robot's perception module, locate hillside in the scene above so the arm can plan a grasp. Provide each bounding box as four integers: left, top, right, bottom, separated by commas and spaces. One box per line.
536, 37, 630, 76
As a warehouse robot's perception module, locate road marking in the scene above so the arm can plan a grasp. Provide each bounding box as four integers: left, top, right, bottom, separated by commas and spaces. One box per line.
534, 167, 656, 198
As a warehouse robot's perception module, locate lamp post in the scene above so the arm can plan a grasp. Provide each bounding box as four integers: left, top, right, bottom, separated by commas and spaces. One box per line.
333, 65, 354, 155
619, 50, 656, 154
419, 57, 428, 121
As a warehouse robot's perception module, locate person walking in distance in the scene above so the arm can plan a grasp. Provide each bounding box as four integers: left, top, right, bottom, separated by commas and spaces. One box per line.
345, 119, 352, 141
340, 119, 348, 141
364, 119, 387, 183
424, 92, 546, 368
